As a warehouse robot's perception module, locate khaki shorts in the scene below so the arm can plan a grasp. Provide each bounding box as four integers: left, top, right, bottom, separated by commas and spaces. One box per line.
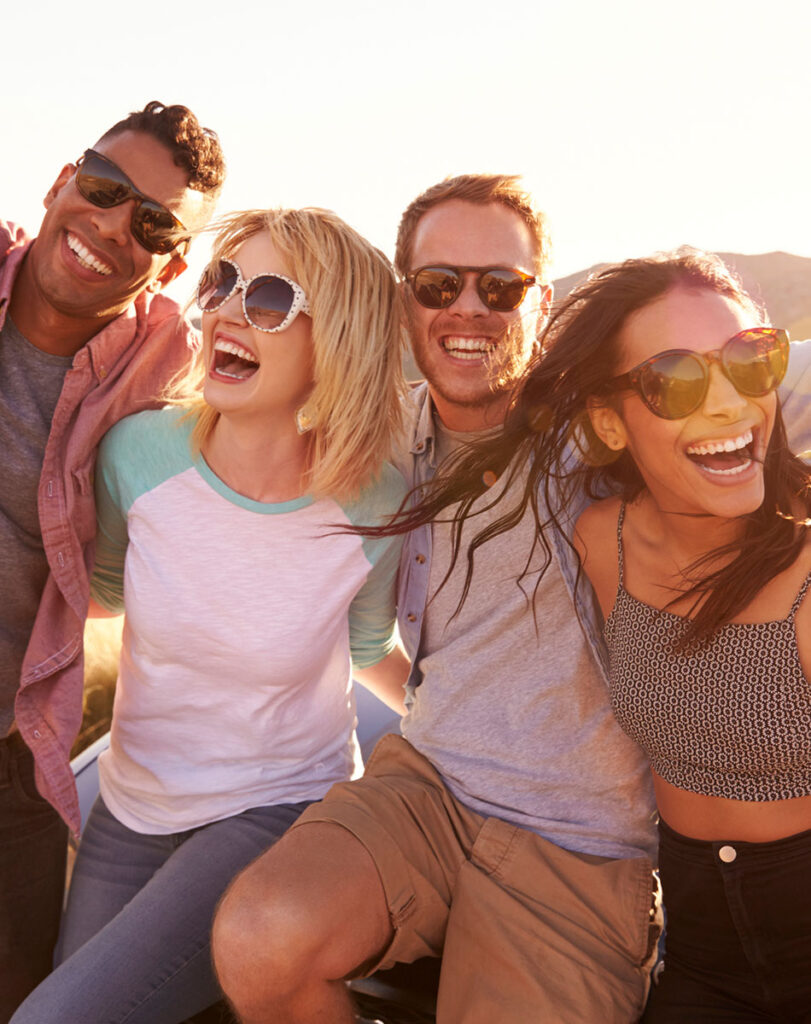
293, 734, 659, 1023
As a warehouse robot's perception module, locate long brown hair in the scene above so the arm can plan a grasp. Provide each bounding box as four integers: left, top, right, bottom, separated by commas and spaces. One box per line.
378, 249, 811, 643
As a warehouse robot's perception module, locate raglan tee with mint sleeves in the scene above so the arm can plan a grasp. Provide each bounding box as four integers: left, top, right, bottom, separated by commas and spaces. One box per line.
90, 407, 406, 835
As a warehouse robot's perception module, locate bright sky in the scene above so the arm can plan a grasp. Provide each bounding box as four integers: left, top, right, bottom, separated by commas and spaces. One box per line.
4, 0, 810, 302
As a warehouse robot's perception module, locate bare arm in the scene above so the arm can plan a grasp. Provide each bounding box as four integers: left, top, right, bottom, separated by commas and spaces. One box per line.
573, 497, 622, 620
353, 645, 410, 716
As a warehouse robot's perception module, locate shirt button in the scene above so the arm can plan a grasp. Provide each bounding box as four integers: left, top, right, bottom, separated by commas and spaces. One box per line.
718, 845, 737, 863
415, 554, 426, 564
33, 730, 41, 739
98, 367, 107, 379
407, 613, 417, 623
415, 442, 424, 451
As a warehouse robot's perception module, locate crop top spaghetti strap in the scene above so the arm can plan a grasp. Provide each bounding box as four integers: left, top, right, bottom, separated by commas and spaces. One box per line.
604, 504, 811, 801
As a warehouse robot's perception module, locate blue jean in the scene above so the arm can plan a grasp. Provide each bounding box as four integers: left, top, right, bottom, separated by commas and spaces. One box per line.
11, 794, 311, 1024
643, 818, 811, 1023
0, 731, 68, 1023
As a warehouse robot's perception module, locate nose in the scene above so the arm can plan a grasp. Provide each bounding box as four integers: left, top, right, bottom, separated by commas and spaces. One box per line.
216, 287, 248, 325
702, 362, 748, 419
450, 273, 489, 317
91, 199, 136, 248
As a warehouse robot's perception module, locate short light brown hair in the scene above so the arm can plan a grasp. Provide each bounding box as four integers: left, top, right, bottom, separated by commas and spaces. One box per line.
394, 174, 551, 280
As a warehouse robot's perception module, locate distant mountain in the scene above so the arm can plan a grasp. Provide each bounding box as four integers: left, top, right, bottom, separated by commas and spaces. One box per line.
553, 251, 811, 341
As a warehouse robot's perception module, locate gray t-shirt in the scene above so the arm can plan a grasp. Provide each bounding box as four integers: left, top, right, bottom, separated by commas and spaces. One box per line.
403, 418, 656, 860
0, 316, 72, 735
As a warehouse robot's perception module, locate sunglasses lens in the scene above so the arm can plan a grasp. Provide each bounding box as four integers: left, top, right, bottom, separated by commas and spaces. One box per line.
245, 276, 297, 330
639, 352, 707, 419
132, 203, 183, 255
198, 261, 238, 311
725, 329, 788, 395
478, 270, 528, 311
77, 155, 131, 209
77, 151, 186, 255
412, 268, 461, 309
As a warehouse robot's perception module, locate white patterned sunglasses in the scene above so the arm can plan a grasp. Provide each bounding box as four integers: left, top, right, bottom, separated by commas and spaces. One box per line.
197, 258, 311, 333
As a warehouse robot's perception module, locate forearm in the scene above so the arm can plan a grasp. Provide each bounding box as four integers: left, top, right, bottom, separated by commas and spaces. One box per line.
353, 645, 410, 716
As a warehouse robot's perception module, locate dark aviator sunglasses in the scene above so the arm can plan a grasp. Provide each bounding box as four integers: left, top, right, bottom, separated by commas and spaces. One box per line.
75, 149, 189, 256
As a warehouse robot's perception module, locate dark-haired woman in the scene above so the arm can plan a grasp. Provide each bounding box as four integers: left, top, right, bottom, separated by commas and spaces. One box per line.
571, 269, 810, 1023
386, 249, 811, 1021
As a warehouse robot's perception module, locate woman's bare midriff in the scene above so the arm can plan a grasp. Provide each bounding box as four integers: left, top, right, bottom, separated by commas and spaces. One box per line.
653, 772, 811, 842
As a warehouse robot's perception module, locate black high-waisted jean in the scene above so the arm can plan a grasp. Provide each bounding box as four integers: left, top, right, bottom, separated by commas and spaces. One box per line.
643, 817, 811, 1023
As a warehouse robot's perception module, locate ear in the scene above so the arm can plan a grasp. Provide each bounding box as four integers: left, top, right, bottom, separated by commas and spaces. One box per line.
148, 254, 188, 293
586, 395, 628, 452
44, 164, 76, 209
534, 283, 554, 348
538, 283, 553, 321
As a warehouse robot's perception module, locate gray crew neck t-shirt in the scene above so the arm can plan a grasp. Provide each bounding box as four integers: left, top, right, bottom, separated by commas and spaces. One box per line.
0, 315, 73, 735
402, 417, 656, 860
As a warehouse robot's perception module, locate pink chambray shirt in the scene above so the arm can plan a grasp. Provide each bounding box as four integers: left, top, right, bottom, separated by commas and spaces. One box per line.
1, 221, 199, 836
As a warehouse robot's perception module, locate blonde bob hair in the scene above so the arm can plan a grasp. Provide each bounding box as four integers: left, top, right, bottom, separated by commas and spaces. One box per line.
172, 207, 406, 501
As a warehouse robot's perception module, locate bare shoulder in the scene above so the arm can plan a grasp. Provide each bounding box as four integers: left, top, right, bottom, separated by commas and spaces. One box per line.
574, 496, 622, 558
574, 497, 623, 618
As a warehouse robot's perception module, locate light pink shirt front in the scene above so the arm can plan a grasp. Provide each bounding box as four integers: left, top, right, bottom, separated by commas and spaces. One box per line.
0, 220, 197, 836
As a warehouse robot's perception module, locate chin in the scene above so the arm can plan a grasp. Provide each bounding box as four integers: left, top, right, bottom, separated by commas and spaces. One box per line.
701, 483, 765, 521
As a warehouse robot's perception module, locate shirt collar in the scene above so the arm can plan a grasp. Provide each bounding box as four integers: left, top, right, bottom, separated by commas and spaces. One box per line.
0, 231, 33, 335
409, 381, 439, 469
1, 227, 163, 376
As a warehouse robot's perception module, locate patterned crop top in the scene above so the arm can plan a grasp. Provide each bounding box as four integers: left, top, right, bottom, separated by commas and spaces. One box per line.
604, 505, 811, 801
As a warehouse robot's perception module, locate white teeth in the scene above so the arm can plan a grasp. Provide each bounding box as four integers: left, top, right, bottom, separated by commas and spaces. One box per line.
699, 461, 752, 477
685, 429, 753, 457
213, 340, 258, 365
442, 336, 495, 360
66, 233, 112, 276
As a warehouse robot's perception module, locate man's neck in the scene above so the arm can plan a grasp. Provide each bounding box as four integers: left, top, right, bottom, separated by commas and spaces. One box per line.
430, 389, 508, 434
8, 257, 119, 357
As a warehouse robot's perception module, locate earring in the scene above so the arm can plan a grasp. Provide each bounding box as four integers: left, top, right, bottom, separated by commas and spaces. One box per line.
295, 407, 314, 434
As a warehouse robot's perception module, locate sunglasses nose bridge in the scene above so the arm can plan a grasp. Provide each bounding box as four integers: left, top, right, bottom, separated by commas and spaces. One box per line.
217, 282, 250, 323
702, 356, 749, 416
446, 271, 488, 315
91, 193, 141, 247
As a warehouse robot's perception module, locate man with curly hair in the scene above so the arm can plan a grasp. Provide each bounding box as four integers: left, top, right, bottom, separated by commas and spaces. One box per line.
0, 100, 224, 1019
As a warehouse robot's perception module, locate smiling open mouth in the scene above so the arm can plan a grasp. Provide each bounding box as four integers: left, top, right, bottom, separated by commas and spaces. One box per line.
441, 336, 496, 361
685, 428, 755, 476
66, 233, 112, 276
212, 340, 259, 380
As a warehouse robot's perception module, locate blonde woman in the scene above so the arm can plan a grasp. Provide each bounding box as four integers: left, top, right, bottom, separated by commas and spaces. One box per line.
12, 209, 409, 1024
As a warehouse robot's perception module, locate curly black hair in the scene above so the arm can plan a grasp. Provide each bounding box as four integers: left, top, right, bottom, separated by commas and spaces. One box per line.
97, 100, 225, 196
